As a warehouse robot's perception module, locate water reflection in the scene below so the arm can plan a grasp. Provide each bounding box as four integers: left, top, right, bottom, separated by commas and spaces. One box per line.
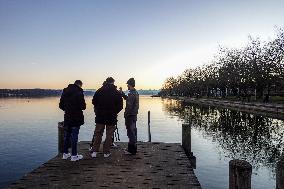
0, 96, 181, 188
162, 98, 284, 173
0, 96, 281, 189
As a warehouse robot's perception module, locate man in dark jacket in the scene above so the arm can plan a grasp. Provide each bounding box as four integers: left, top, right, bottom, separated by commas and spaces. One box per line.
59, 80, 86, 161
120, 78, 139, 155
91, 77, 123, 158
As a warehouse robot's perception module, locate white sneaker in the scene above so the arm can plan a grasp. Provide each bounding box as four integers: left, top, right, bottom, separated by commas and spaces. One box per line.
91, 151, 98, 158
62, 153, 71, 160
111, 143, 118, 148
71, 154, 83, 162
124, 149, 132, 155
104, 153, 111, 158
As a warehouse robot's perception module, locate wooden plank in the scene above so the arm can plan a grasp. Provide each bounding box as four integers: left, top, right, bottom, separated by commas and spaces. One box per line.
8, 142, 201, 189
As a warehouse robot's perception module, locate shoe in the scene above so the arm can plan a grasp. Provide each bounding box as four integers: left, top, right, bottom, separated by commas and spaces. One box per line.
111, 143, 118, 148
104, 153, 111, 158
91, 151, 98, 158
124, 149, 132, 155
71, 154, 83, 162
89, 146, 93, 152
62, 153, 71, 160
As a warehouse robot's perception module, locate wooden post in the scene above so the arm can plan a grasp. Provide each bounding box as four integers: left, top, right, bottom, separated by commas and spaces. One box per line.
254, 89, 257, 101
182, 124, 191, 156
148, 111, 151, 142
276, 160, 284, 189
182, 123, 196, 168
58, 121, 64, 154
229, 159, 252, 189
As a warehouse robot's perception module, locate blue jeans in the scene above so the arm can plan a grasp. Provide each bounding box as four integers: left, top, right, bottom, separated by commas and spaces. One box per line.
127, 122, 137, 144
63, 127, 80, 156
126, 116, 137, 154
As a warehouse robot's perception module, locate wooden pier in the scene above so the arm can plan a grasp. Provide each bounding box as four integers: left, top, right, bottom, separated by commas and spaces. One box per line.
8, 141, 201, 189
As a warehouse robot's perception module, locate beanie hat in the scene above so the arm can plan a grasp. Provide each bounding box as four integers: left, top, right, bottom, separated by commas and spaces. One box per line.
127, 78, 135, 87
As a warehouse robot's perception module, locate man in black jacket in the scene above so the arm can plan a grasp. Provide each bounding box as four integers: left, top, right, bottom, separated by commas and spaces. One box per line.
91, 77, 123, 158
59, 80, 86, 161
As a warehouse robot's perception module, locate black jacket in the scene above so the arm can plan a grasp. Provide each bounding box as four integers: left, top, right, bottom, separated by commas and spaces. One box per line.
92, 84, 123, 125
59, 84, 86, 127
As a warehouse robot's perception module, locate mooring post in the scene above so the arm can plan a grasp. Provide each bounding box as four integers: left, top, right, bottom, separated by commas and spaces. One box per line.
58, 121, 64, 154
182, 123, 196, 168
276, 160, 284, 189
148, 111, 151, 142
182, 123, 191, 156
229, 159, 252, 189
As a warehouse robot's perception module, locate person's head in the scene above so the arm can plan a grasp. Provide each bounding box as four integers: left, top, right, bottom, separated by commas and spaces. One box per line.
106, 77, 115, 85
126, 78, 135, 90
74, 80, 83, 88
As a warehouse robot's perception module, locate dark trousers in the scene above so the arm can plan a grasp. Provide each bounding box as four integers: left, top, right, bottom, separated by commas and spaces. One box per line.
63, 127, 80, 156
126, 116, 137, 154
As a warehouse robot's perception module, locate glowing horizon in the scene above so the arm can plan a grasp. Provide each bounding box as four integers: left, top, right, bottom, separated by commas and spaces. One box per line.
1, 0, 284, 90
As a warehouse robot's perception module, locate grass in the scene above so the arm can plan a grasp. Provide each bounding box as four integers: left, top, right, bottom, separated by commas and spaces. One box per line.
270, 96, 284, 103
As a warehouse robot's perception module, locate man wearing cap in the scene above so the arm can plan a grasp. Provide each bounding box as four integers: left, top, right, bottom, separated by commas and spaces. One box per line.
120, 78, 139, 155
91, 77, 123, 158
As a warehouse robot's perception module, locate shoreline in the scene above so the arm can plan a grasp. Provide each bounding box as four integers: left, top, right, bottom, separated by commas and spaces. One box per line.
165, 96, 284, 120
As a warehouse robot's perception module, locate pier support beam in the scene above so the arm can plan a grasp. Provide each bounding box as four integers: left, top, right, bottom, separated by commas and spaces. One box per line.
148, 111, 151, 142
182, 123, 196, 168
182, 124, 191, 155
229, 159, 252, 189
58, 122, 64, 154
277, 160, 284, 189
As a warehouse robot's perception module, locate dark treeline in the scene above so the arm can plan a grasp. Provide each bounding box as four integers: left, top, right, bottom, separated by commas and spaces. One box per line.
0, 89, 95, 98
160, 28, 284, 102
0, 89, 62, 97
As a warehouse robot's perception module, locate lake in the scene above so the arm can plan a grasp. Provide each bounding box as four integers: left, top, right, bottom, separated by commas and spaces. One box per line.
0, 96, 283, 189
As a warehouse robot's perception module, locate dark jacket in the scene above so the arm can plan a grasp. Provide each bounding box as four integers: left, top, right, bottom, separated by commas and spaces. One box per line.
59, 84, 86, 127
123, 89, 139, 118
92, 84, 123, 125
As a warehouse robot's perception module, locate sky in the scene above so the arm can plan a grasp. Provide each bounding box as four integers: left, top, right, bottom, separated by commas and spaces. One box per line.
1, 0, 284, 90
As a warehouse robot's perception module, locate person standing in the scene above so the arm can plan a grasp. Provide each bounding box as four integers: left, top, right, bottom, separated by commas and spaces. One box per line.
89, 80, 118, 151
91, 77, 123, 158
120, 78, 139, 155
59, 80, 86, 161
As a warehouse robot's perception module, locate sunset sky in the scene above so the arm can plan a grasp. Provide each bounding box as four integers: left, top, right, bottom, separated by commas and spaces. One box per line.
1, 0, 284, 90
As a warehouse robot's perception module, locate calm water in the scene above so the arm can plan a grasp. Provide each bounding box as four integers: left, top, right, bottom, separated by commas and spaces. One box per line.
0, 96, 283, 188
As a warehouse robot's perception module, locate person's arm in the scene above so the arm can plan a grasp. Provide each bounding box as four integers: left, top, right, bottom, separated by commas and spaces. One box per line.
92, 91, 99, 113
92, 92, 97, 107
121, 92, 128, 100
119, 87, 128, 100
134, 93, 139, 112
115, 92, 123, 114
79, 91, 86, 110
59, 90, 65, 111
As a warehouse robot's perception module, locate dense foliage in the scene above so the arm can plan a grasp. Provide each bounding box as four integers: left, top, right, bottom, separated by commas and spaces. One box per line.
160, 28, 284, 101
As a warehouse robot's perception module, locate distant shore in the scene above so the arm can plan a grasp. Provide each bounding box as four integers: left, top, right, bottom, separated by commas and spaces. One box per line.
0, 89, 95, 98
0, 89, 160, 98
